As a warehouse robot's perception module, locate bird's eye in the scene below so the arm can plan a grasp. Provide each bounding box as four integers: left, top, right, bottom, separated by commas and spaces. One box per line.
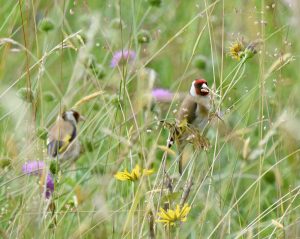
194, 83, 202, 89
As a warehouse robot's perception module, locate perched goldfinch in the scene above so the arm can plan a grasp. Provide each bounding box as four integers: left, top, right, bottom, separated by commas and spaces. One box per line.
170, 79, 211, 174
47, 110, 84, 161
176, 79, 210, 129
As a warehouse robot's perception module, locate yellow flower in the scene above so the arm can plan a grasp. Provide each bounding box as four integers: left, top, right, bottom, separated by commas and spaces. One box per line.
114, 164, 154, 181
156, 204, 191, 226
228, 41, 244, 61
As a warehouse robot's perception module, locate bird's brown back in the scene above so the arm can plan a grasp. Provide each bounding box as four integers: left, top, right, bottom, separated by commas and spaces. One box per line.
48, 119, 74, 141
176, 95, 198, 125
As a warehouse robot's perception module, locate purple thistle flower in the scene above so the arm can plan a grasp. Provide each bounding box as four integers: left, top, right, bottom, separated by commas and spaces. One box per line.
22, 161, 54, 199
22, 161, 45, 175
152, 88, 174, 102
45, 174, 54, 199
110, 49, 136, 68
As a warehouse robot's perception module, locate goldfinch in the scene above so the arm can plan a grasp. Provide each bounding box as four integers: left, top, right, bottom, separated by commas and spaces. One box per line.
171, 79, 211, 174
47, 110, 84, 161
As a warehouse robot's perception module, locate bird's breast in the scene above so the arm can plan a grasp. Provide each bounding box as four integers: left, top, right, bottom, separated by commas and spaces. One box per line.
193, 103, 209, 129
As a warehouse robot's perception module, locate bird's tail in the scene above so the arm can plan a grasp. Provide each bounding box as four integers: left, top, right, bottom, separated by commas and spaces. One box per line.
167, 126, 181, 148
167, 134, 174, 148
164, 121, 186, 174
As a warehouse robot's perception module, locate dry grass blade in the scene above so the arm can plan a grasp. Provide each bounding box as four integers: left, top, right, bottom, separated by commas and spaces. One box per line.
264, 53, 294, 79
180, 179, 193, 208
271, 219, 284, 229
72, 91, 104, 108
157, 145, 176, 156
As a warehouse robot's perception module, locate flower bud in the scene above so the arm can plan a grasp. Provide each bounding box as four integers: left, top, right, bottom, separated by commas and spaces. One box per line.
148, 0, 162, 7
38, 18, 55, 32
110, 18, 126, 29
17, 88, 34, 102
137, 30, 151, 44
43, 92, 56, 102
36, 127, 48, 140
193, 55, 208, 70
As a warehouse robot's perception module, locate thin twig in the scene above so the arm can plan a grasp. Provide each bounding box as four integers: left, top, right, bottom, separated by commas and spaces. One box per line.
180, 178, 193, 208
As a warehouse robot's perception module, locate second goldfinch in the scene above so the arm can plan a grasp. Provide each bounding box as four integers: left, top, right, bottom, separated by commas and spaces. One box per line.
47, 110, 84, 161
170, 79, 211, 174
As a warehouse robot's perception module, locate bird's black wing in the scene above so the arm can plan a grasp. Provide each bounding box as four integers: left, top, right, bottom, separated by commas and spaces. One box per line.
47, 140, 64, 157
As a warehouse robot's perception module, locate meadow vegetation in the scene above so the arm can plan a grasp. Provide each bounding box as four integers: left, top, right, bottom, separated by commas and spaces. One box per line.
0, 0, 300, 238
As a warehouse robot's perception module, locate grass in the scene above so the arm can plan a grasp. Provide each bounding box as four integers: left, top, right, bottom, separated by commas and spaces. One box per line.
1, 0, 300, 238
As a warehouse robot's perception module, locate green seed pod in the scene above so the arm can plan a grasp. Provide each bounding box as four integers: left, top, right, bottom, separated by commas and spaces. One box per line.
38, 18, 55, 32
36, 127, 48, 140
85, 139, 94, 152
193, 55, 208, 70
43, 92, 56, 102
111, 95, 122, 108
137, 30, 151, 44
110, 18, 126, 30
17, 88, 34, 102
66, 198, 77, 209
92, 103, 101, 111
264, 170, 276, 184
93, 64, 106, 80
0, 158, 11, 168
50, 160, 60, 175
148, 0, 162, 7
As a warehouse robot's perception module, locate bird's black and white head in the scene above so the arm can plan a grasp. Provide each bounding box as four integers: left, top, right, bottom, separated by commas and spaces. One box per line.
190, 79, 209, 97
62, 110, 84, 125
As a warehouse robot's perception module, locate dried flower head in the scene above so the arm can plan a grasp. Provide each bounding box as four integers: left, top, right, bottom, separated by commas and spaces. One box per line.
156, 204, 191, 226
243, 42, 257, 60
162, 120, 210, 150
114, 164, 154, 181
110, 50, 136, 68
228, 39, 257, 62
228, 41, 244, 61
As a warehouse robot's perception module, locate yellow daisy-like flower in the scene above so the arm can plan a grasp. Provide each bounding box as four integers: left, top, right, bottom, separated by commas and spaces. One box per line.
156, 204, 191, 226
114, 164, 154, 181
228, 41, 244, 61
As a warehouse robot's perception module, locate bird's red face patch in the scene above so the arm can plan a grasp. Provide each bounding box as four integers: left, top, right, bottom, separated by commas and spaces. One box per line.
194, 79, 209, 96
194, 79, 207, 85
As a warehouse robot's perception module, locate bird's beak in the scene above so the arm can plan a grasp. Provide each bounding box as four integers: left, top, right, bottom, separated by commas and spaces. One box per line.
200, 83, 209, 94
